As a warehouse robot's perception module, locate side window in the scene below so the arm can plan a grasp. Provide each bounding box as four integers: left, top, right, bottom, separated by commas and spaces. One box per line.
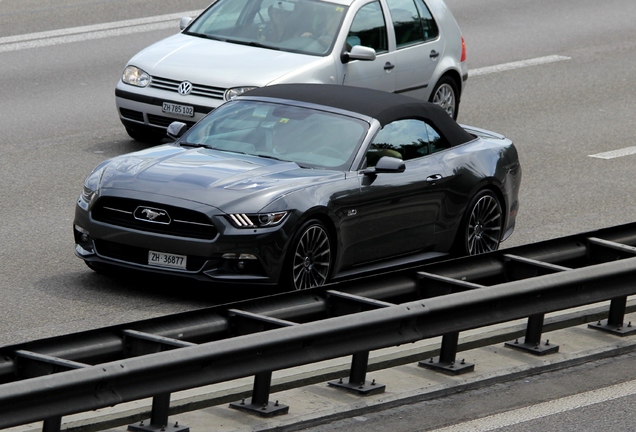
367, 119, 430, 166
414, 0, 439, 40
426, 123, 450, 153
348, 1, 388, 53
386, 0, 423, 47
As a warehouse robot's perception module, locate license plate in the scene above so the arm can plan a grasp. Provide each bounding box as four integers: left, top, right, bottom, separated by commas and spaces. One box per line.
162, 102, 194, 117
148, 251, 187, 270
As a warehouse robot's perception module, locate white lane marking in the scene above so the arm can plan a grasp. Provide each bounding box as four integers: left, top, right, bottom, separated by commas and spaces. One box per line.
471, 55, 571, 76
0, 10, 202, 53
429, 378, 636, 432
589, 147, 636, 159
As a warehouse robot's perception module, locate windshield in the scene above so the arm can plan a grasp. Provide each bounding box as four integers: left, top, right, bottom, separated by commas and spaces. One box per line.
186, 0, 348, 56
181, 100, 368, 170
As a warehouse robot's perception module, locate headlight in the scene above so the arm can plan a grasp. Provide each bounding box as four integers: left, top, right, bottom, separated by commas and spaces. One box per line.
227, 212, 288, 228
78, 167, 104, 208
225, 86, 257, 101
122, 66, 150, 87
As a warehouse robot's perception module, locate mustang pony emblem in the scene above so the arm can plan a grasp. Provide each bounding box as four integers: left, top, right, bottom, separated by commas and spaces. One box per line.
141, 209, 165, 220
133, 206, 171, 224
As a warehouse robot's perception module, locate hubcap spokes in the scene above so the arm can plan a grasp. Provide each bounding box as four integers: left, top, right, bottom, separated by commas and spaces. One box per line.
433, 84, 456, 117
467, 195, 502, 255
292, 225, 331, 290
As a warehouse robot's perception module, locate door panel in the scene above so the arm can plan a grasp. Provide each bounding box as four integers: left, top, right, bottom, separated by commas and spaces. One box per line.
339, 155, 445, 266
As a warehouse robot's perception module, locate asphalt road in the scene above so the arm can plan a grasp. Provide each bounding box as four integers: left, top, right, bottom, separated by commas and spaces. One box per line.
1, 0, 636, 384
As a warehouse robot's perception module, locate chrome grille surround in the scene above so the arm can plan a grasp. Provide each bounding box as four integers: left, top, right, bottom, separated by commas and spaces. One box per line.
150, 76, 226, 100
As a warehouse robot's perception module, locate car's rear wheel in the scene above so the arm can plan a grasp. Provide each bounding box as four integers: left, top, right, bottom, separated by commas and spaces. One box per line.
456, 190, 503, 256
430, 76, 459, 120
286, 220, 333, 290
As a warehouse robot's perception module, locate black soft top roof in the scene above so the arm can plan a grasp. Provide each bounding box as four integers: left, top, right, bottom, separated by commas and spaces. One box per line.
243, 84, 474, 146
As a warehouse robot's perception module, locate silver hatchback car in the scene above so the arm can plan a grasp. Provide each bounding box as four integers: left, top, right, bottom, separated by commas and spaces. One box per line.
116, 0, 467, 143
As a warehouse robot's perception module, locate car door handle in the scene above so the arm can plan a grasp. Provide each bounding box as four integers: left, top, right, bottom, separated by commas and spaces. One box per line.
426, 174, 443, 182
429, 50, 440, 59
384, 62, 395, 71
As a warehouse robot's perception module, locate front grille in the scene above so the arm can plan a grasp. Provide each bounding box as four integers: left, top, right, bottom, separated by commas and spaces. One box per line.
120, 108, 144, 122
150, 76, 226, 100
147, 114, 196, 128
92, 197, 217, 240
94, 239, 208, 271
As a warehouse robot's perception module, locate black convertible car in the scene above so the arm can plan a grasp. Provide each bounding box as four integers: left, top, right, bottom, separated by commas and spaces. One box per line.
74, 84, 521, 289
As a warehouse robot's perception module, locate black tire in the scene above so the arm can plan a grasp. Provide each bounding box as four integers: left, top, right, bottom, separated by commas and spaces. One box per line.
125, 126, 167, 145
456, 190, 503, 256
285, 220, 333, 290
429, 76, 460, 120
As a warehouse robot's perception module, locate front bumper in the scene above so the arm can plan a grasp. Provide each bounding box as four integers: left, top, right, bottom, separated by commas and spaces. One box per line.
115, 83, 220, 131
73, 193, 293, 285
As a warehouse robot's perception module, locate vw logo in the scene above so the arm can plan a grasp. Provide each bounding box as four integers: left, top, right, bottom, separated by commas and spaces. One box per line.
178, 81, 193, 96
134, 206, 171, 224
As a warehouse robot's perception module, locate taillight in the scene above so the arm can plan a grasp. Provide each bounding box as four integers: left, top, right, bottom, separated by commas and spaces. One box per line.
460, 36, 466, 62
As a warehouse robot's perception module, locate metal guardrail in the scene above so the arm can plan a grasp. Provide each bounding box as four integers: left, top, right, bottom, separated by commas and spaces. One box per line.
2, 223, 636, 431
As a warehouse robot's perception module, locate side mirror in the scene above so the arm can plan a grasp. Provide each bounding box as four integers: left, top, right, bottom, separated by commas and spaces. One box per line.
166, 122, 189, 140
180, 17, 193, 31
341, 45, 376, 63
362, 156, 406, 175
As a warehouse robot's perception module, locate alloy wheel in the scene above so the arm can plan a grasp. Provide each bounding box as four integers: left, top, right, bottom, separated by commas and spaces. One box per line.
467, 194, 502, 255
432, 83, 456, 118
291, 224, 332, 290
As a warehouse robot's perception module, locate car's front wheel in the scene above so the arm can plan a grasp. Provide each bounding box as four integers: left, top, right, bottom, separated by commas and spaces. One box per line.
286, 220, 333, 290
456, 190, 503, 256
430, 76, 459, 120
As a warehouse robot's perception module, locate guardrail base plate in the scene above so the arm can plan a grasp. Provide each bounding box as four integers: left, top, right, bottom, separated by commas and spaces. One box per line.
128, 421, 189, 432
505, 340, 559, 356
328, 379, 386, 395
588, 321, 636, 336
229, 398, 289, 417
418, 357, 475, 375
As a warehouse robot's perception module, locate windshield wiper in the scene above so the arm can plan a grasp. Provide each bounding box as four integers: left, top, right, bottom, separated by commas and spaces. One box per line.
184, 32, 281, 51
255, 153, 287, 162
184, 31, 226, 42
256, 153, 312, 168
229, 39, 280, 50
181, 143, 252, 155
180, 142, 211, 149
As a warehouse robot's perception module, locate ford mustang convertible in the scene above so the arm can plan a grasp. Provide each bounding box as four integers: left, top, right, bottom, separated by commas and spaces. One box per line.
74, 84, 521, 290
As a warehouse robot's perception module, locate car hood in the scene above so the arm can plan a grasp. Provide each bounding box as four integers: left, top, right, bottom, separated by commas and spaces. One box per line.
98, 145, 342, 213
130, 33, 327, 87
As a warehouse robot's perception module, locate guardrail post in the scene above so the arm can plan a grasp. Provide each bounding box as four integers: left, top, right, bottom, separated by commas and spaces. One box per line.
229, 371, 289, 417
505, 313, 559, 355
588, 296, 636, 336
419, 331, 474, 375
128, 393, 189, 431
42, 417, 61, 432
328, 351, 386, 395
